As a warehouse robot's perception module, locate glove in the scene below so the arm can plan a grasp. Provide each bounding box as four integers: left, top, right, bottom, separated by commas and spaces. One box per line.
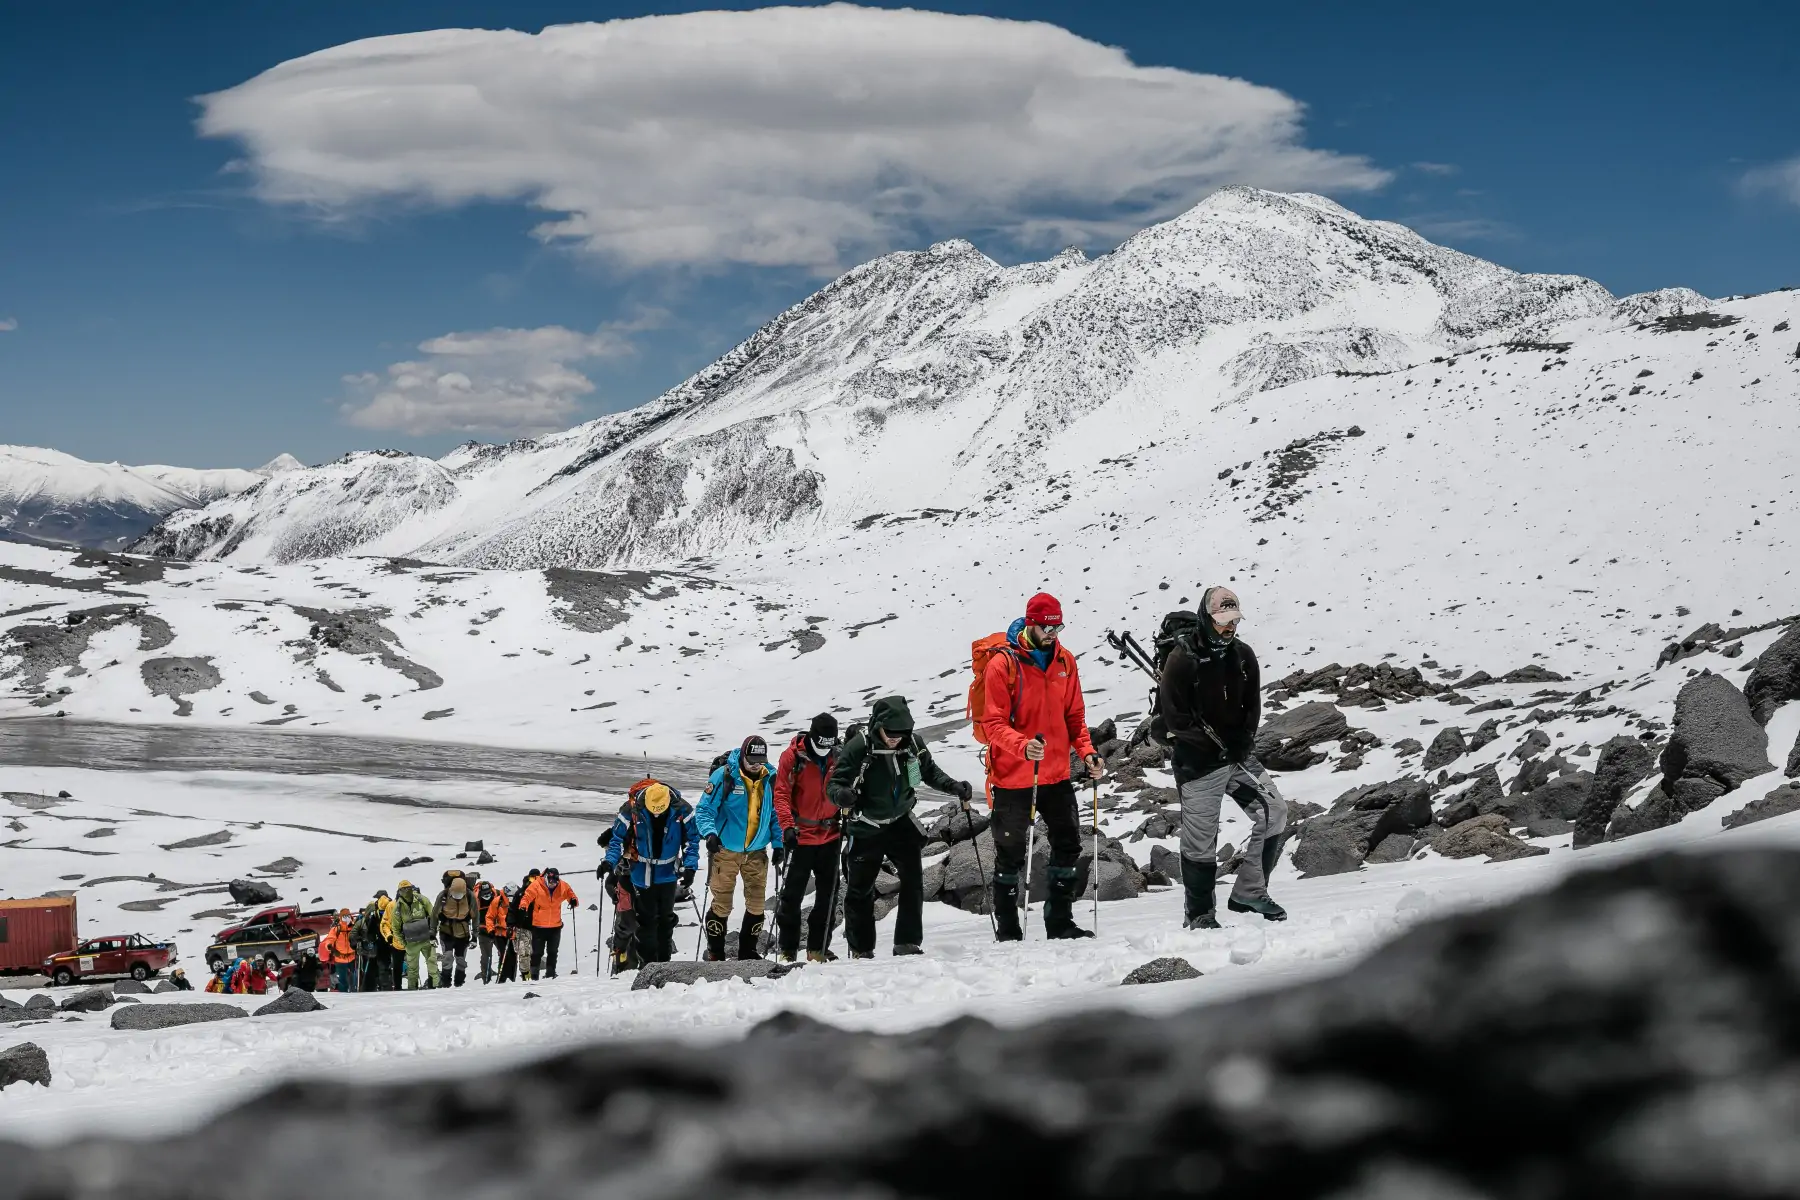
772, 844, 788, 869
596, 862, 610, 882
957, 780, 974, 807
783, 828, 799, 850
679, 868, 695, 888
705, 833, 721, 856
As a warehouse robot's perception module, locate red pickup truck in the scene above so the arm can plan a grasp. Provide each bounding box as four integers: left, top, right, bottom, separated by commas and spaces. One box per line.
44, 933, 178, 987
215, 905, 337, 943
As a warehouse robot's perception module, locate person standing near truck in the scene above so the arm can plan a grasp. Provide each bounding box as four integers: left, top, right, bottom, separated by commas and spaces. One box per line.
389, 880, 438, 990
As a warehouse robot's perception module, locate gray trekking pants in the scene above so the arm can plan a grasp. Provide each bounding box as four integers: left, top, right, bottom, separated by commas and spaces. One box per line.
1178, 762, 1289, 902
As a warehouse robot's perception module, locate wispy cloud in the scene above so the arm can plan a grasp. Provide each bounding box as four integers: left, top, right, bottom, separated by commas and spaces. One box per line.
1740, 156, 1800, 206
1412, 161, 1459, 176
338, 312, 663, 438
0, 317, 17, 332
1404, 214, 1521, 243
197, 6, 1391, 272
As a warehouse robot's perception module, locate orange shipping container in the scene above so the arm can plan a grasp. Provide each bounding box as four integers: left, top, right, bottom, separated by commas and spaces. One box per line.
0, 895, 78, 973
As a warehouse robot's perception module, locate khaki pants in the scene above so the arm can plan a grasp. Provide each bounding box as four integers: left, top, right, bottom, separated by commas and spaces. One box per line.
708, 848, 769, 917
511, 927, 535, 980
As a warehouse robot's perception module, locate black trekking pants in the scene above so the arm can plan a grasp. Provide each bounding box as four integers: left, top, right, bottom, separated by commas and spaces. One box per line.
531, 926, 563, 978
845, 819, 924, 954
776, 840, 841, 956
990, 780, 1083, 877
633, 881, 678, 963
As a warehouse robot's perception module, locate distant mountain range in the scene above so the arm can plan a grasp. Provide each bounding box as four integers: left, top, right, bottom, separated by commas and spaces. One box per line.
0, 445, 299, 550
129, 188, 1713, 569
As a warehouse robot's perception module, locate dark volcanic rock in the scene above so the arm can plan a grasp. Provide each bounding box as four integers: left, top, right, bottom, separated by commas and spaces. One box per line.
1745, 622, 1800, 724
1431, 814, 1549, 862
1658, 671, 1771, 796
1721, 780, 1800, 830
1608, 786, 1682, 842
1574, 736, 1657, 848
0, 1042, 51, 1089
1291, 808, 1382, 877
58, 988, 113, 1013
255, 989, 327, 1017
110, 979, 150, 995
13, 850, 1800, 1198
632, 961, 789, 991
1252, 701, 1347, 770
110, 1002, 246, 1032
1121, 957, 1202, 986
228, 879, 280, 906
1421, 726, 1466, 771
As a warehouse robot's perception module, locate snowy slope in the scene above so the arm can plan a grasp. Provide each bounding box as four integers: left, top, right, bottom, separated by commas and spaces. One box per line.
0, 445, 264, 550
139, 188, 1714, 569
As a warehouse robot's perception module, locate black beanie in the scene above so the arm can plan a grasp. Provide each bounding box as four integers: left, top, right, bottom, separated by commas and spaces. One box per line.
809, 712, 839, 739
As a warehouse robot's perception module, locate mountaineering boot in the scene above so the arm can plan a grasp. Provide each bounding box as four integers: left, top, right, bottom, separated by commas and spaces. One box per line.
1261, 831, 1290, 885
775, 951, 796, 964
703, 913, 728, 962
991, 873, 1024, 942
850, 949, 874, 960
1228, 894, 1289, 922
1182, 858, 1221, 930
737, 912, 765, 961
438, 967, 452, 989
892, 944, 923, 956
806, 949, 837, 964
1043, 866, 1094, 939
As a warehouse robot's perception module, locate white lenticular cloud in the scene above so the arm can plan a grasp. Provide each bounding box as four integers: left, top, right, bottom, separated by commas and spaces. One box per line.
339, 322, 641, 437
198, 5, 1391, 270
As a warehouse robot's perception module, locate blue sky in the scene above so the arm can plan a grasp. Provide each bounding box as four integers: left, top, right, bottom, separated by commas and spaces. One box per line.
3, 1, 1796, 469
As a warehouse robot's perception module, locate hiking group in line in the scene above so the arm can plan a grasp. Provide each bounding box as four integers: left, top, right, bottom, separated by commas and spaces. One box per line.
598, 586, 1291, 968
200, 584, 1289, 990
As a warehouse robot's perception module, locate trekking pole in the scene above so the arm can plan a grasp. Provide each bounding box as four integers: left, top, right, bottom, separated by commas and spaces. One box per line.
1021, 745, 1042, 937
967, 803, 998, 936
1090, 778, 1102, 934
694, 852, 715, 961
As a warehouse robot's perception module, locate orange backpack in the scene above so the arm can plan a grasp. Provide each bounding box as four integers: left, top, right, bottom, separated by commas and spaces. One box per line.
967, 633, 1021, 746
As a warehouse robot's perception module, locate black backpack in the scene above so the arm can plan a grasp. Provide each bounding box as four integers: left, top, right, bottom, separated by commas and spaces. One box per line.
1144, 611, 1203, 740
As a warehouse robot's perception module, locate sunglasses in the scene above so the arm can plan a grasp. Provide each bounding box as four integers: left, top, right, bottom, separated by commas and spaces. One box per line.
1034, 623, 1065, 635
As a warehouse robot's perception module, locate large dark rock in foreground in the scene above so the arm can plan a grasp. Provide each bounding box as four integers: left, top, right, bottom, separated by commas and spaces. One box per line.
1744, 621, 1800, 724
13, 849, 1800, 1198
1658, 671, 1771, 795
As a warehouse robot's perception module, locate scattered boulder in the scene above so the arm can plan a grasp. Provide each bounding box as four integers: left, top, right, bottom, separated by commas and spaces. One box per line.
1574, 736, 1658, 848
1722, 779, 1800, 829
1253, 701, 1348, 770
1468, 718, 1501, 752
0, 1042, 51, 1090
1608, 786, 1683, 842
58, 988, 113, 1013
1500, 665, 1568, 684
1422, 726, 1467, 771
151, 981, 179, 994
1512, 729, 1552, 760
1121, 957, 1202, 986
476, 850, 497, 866
1291, 809, 1383, 877
1431, 814, 1550, 862
1148, 844, 1181, 881
1129, 810, 1178, 841
1082, 859, 1137, 902
392, 856, 434, 869
937, 829, 997, 912
1745, 622, 1800, 724
111, 979, 150, 996
925, 805, 989, 845
1522, 772, 1594, 824
23, 994, 54, 1013
1658, 672, 1771, 799
228, 879, 280, 906
463, 840, 485, 852
1391, 737, 1423, 756
1364, 833, 1417, 864
110, 1002, 246, 1032
256, 988, 328, 1017
631, 961, 788, 991
1437, 765, 1504, 828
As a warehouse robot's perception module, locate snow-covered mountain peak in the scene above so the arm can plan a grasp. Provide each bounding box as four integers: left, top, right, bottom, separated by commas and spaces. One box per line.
135, 190, 1764, 571
257, 453, 305, 475
0, 444, 262, 549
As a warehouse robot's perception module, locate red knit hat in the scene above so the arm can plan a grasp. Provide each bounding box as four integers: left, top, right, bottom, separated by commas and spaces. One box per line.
1025, 592, 1063, 626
